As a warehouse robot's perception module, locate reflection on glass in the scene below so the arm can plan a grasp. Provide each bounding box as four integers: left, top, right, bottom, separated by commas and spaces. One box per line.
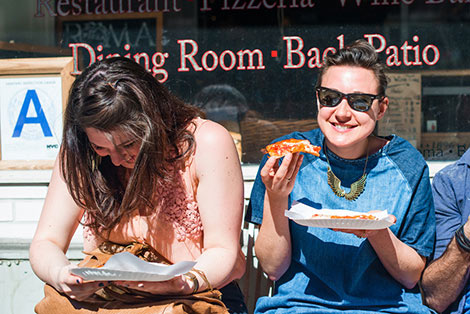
1, 1, 470, 161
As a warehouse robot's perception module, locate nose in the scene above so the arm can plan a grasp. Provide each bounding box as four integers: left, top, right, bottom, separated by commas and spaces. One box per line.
334, 97, 352, 120
109, 150, 127, 166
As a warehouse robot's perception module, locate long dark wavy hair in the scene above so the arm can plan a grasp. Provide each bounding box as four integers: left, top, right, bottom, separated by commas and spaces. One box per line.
61, 57, 202, 234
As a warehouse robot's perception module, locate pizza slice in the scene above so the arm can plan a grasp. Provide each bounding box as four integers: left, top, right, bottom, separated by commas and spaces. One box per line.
311, 213, 378, 220
263, 139, 321, 158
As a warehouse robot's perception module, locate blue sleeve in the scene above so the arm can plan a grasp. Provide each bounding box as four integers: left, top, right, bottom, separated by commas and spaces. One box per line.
245, 154, 269, 225
431, 166, 463, 260
430, 163, 469, 314
387, 137, 435, 258
399, 164, 436, 258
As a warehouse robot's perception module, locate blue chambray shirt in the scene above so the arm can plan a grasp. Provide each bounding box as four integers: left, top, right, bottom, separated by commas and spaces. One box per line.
431, 148, 470, 314
246, 128, 436, 314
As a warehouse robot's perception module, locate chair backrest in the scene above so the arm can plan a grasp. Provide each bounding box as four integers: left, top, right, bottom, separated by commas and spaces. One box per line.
239, 219, 273, 313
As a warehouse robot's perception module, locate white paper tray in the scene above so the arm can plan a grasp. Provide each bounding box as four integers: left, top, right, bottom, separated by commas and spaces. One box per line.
285, 201, 394, 230
71, 251, 196, 281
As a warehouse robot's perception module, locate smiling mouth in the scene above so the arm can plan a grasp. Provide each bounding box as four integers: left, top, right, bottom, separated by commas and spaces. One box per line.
333, 123, 354, 131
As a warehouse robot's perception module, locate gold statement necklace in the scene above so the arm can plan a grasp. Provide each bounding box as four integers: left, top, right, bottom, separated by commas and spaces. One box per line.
325, 142, 369, 201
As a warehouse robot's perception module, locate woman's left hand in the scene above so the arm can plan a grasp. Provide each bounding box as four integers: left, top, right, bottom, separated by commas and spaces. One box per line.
332, 212, 423, 289
114, 274, 193, 295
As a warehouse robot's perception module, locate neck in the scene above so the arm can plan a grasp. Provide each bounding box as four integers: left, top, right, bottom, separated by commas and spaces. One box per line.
325, 137, 370, 160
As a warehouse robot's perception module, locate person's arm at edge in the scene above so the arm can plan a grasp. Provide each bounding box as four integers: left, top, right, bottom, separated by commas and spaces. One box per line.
421, 169, 468, 313
422, 232, 470, 313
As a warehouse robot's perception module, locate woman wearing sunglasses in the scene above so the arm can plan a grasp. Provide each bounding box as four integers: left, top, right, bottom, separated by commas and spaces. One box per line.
246, 40, 435, 313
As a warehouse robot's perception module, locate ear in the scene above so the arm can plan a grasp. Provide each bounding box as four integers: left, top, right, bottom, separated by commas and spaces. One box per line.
315, 95, 321, 116
376, 97, 388, 121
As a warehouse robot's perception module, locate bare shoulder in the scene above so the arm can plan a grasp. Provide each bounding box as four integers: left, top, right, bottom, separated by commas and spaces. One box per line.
192, 119, 240, 174
193, 119, 235, 149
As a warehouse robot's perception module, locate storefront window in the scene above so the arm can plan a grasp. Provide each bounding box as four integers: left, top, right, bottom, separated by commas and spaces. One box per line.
1, 1, 469, 164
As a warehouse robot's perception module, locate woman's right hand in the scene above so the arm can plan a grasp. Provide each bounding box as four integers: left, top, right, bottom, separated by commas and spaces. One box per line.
52, 264, 109, 301
260, 152, 303, 197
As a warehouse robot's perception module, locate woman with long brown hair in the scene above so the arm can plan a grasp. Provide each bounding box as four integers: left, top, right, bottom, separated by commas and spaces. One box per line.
29, 57, 247, 313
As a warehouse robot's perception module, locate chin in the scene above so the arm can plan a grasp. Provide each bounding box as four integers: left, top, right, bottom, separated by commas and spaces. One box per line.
328, 141, 355, 150
326, 133, 356, 145
326, 134, 366, 151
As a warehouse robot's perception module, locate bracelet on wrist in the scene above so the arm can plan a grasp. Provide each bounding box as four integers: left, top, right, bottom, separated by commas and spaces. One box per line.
192, 268, 213, 291
455, 225, 470, 253
184, 271, 199, 294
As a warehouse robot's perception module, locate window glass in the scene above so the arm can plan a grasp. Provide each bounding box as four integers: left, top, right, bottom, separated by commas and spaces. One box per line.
1, 1, 469, 163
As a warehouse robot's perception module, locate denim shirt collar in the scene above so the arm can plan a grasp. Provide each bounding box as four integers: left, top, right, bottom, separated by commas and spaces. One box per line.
458, 148, 470, 166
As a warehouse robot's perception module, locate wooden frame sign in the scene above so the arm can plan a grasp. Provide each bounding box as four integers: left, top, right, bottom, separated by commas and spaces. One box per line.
0, 57, 74, 170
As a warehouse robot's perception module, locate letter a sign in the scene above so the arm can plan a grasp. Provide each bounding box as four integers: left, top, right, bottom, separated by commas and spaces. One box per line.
12, 89, 53, 137
0, 76, 63, 160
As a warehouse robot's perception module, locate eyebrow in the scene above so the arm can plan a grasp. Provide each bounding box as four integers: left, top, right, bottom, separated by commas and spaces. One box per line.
117, 139, 135, 147
89, 142, 102, 148
323, 87, 375, 94
89, 139, 134, 148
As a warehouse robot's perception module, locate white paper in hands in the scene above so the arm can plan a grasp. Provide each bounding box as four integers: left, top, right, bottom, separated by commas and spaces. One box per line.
71, 251, 196, 281
285, 201, 394, 230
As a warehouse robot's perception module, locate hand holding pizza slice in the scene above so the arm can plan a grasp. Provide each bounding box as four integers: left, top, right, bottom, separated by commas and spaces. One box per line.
263, 139, 321, 158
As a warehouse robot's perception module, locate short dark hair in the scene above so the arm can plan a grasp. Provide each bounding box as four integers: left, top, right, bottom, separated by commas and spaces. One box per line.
316, 39, 389, 96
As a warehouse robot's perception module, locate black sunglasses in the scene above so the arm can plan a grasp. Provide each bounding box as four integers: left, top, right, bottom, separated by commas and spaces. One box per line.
316, 86, 384, 112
